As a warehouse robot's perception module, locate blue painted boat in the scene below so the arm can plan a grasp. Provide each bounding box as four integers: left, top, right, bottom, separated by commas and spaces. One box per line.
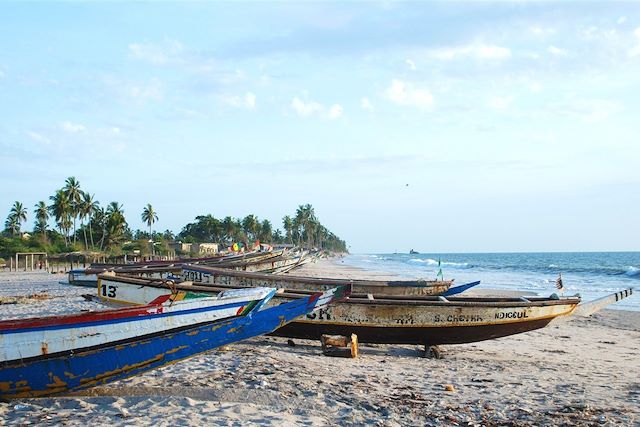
0, 285, 349, 399
440, 280, 481, 296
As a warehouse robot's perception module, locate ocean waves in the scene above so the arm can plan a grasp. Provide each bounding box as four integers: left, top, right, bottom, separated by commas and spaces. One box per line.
343, 252, 639, 311
407, 258, 471, 269
394, 253, 639, 279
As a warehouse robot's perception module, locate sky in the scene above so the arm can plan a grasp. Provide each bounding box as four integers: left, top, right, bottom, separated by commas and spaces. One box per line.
1, 1, 639, 253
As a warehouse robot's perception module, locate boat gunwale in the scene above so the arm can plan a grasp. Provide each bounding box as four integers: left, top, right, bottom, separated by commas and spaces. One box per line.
181, 263, 452, 288
98, 275, 580, 308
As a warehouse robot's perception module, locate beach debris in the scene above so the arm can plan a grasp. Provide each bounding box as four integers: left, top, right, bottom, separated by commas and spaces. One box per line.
13, 404, 31, 411
444, 384, 455, 392
423, 345, 442, 359
320, 334, 358, 358
0, 293, 53, 305
287, 339, 296, 347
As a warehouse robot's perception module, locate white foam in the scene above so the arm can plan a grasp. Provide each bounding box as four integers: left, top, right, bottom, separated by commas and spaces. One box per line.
625, 266, 639, 277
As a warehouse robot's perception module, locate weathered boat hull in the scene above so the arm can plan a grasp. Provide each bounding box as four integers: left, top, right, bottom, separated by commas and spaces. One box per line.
182, 264, 453, 296
225, 253, 308, 274
274, 302, 572, 345
93, 276, 576, 346
0, 289, 271, 362
0, 287, 344, 399
65, 268, 179, 287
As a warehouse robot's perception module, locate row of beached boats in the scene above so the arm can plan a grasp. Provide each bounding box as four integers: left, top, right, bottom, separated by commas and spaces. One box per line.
0, 248, 634, 399
64, 247, 315, 286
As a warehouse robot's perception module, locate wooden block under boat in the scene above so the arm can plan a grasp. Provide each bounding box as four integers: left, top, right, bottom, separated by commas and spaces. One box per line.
321, 334, 358, 358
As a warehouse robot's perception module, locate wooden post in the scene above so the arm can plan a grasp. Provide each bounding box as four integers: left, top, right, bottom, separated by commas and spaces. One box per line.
320, 334, 358, 358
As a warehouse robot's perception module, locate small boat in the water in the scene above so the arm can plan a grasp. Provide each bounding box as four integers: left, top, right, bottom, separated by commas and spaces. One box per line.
0, 284, 349, 399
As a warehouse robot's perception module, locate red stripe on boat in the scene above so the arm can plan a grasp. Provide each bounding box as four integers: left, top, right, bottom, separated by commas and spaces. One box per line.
0, 301, 164, 331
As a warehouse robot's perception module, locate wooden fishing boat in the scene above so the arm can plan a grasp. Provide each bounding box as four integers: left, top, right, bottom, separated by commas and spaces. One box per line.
95, 274, 477, 307
181, 264, 454, 296
93, 275, 633, 347
216, 251, 309, 274
63, 250, 286, 287
1, 287, 274, 362
0, 285, 349, 399
64, 266, 179, 288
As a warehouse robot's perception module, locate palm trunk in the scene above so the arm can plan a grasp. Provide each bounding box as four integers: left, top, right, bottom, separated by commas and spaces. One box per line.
89, 220, 94, 249
82, 220, 88, 250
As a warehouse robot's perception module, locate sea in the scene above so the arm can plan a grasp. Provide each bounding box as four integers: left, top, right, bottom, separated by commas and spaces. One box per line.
342, 252, 640, 312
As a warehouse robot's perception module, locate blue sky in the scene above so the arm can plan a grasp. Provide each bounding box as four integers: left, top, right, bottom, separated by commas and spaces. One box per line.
1, 2, 639, 253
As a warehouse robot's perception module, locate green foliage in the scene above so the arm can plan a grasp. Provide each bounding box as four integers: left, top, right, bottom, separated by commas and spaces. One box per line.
3, 178, 349, 257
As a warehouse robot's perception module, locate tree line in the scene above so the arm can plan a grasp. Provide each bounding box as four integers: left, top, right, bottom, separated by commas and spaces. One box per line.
2, 177, 347, 258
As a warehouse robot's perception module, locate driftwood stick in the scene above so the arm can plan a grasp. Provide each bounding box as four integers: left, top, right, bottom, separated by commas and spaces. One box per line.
320, 334, 358, 358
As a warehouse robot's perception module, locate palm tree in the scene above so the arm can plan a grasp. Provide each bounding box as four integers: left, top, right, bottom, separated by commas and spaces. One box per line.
4, 215, 19, 235
295, 204, 317, 247
258, 219, 273, 243
282, 215, 293, 244
34, 201, 49, 239
242, 215, 260, 241
222, 216, 236, 244
49, 190, 72, 245
80, 193, 99, 250
141, 204, 158, 255
92, 207, 108, 250
63, 177, 83, 244
8, 202, 27, 235
105, 202, 127, 248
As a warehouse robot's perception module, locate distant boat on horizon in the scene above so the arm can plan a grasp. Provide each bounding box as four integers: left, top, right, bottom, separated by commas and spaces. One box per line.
409, 249, 419, 254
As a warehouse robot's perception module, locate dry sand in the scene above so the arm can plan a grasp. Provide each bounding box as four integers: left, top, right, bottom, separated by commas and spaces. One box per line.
1, 260, 638, 426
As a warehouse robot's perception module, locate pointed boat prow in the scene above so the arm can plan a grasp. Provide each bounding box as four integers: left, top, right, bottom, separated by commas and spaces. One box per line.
571, 288, 634, 317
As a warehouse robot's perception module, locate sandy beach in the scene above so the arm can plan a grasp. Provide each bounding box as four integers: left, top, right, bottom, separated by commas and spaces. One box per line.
1, 259, 638, 426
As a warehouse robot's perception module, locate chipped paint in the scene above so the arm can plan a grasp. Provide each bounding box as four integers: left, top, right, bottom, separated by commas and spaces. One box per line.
1, 285, 343, 399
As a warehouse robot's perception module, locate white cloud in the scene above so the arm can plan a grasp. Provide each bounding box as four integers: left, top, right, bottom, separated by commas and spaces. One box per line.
0, 70, 4, 79
328, 104, 343, 120
548, 45, 568, 56
529, 82, 543, 93
428, 42, 511, 61
405, 59, 416, 71
617, 16, 627, 25
384, 79, 434, 110
129, 39, 183, 65
110, 127, 121, 135
361, 97, 374, 111
290, 97, 343, 119
130, 78, 163, 103
221, 92, 257, 110
531, 26, 555, 37
291, 97, 323, 117
60, 121, 86, 133
26, 131, 51, 144
630, 28, 640, 57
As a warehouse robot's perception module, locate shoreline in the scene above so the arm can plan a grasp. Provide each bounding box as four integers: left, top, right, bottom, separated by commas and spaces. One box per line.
1, 262, 638, 425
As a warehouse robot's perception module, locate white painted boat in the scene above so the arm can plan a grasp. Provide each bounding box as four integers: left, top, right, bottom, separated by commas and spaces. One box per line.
0, 287, 274, 362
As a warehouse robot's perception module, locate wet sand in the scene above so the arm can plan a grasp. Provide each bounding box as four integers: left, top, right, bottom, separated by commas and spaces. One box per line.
1, 260, 638, 426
